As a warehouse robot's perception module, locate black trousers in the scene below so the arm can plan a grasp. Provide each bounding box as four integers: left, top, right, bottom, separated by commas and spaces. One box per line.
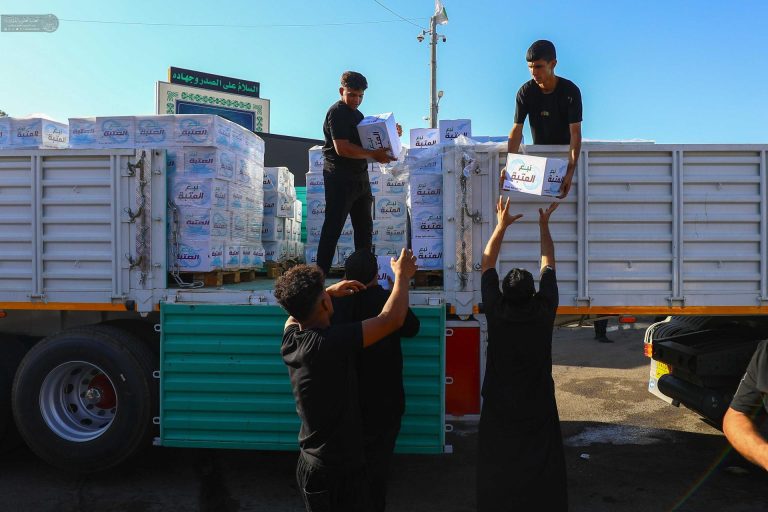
364, 423, 401, 512
296, 453, 373, 512
477, 401, 568, 512
316, 171, 373, 274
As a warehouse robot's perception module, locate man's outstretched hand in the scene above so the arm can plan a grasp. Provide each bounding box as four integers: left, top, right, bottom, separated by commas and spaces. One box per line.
391, 248, 417, 280
496, 195, 523, 229
539, 201, 560, 225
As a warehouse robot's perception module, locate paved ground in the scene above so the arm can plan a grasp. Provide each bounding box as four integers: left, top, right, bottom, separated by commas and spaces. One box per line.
0, 319, 766, 511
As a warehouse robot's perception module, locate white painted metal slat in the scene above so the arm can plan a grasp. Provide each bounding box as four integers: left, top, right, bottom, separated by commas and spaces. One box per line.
0, 155, 34, 299
39, 153, 116, 299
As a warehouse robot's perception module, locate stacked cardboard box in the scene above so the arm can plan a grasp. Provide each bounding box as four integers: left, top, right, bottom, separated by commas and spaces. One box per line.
370, 163, 408, 259
71, 115, 267, 273
406, 148, 443, 270
0, 117, 68, 149
262, 166, 302, 263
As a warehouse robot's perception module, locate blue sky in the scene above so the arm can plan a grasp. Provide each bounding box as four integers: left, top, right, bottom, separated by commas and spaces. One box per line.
2, 0, 767, 144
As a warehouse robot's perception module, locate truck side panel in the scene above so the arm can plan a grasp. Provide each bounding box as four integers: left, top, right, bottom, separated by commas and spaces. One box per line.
442, 143, 768, 315
159, 303, 445, 454
0, 149, 139, 307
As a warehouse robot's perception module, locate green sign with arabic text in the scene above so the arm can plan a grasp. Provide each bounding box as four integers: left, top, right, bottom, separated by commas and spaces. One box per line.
169, 67, 260, 98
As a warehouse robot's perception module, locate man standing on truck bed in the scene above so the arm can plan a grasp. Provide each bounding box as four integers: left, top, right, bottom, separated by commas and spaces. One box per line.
477, 196, 566, 511
505, 40, 611, 343
331, 250, 421, 511
507, 39, 581, 200
723, 340, 768, 471
316, 71, 397, 275
276, 249, 417, 511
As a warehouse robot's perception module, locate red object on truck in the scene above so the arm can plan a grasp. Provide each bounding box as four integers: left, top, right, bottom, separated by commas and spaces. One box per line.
445, 322, 481, 416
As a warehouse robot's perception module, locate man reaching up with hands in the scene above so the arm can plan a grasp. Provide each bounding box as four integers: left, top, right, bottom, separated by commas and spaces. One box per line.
276, 249, 418, 511
476, 197, 568, 511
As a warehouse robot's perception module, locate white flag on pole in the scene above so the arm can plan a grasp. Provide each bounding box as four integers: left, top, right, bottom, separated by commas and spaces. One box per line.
434, 0, 448, 24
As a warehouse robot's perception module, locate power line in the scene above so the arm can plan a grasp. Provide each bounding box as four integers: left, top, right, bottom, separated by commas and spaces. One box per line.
57, 17, 427, 29
371, 0, 428, 30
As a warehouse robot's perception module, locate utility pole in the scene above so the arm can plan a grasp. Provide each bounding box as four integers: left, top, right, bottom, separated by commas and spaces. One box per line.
429, 15, 438, 129
418, 5, 446, 128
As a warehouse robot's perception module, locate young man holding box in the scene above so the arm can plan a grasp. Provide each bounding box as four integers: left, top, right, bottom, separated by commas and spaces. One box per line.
507, 40, 582, 200
317, 71, 397, 275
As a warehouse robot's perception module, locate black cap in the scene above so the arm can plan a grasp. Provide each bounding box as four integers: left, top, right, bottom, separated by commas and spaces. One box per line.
526, 40, 556, 62
344, 250, 378, 284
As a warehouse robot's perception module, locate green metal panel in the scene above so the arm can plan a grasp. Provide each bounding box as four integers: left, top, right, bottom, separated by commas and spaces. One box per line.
160, 303, 445, 454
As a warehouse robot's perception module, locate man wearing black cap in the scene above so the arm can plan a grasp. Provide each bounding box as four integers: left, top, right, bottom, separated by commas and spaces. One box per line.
331, 249, 420, 512
317, 71, 398, 275
507, 39, 582, 200
477, 196, 567, 511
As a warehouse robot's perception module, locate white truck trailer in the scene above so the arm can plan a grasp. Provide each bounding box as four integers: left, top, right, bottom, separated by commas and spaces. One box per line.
1, 141, 766, 471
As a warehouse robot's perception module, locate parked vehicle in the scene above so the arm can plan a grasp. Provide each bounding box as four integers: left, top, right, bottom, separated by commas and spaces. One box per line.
2, 141, 766, 470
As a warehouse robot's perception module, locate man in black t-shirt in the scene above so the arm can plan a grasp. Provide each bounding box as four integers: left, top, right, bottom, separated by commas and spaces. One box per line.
723, 340, 768, 471
476, 196, 567, 511
507, 40, 582, 200
317, 71, 398, 275
276, 249, 417, 511
506, 40, 609, 342
332, 250, 420, 512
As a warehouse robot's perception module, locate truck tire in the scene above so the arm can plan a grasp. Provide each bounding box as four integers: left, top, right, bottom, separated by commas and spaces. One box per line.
12, 326, 156, 472
98, 319, 160, 356
0, 335, 28, 453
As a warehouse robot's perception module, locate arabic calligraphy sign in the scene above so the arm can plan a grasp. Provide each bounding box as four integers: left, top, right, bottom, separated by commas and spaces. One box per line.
169, 67, 260, 98
156, 82, 270, 133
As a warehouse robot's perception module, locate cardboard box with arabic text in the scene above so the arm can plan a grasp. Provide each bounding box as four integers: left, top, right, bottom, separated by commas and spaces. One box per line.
409, 128, 440, 148
357, 112, 402, 160
502, 153, 568, 197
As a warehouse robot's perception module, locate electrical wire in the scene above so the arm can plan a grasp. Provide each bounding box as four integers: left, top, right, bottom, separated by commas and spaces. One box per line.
371, 0, 428, 30
57, 17, 427, 29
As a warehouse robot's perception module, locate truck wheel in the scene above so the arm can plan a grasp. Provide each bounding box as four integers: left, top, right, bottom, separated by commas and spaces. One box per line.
12, 326, 156, 472
0, 335, 28, 453
98, 319, 160, 356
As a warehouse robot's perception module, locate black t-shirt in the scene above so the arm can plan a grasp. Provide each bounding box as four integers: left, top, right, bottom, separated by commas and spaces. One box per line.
332, 286, 421, 433
323, 100, 368, 176
514, 77, 582, 145
730, 340, 768, 415
281, 322, 365, 468
480, 267, 559, 422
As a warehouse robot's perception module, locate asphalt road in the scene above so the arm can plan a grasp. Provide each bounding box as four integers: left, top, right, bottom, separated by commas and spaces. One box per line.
0, 319, 766, 512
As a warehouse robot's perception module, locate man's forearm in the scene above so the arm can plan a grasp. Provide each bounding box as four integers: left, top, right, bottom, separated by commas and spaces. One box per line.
482, 224, 506, 272
377, 275, 410, 329
507, 126, 523, 154
540, 222, 555, 269
335, 140, 373, 160
724, 408, 768, 470
568, 132, 582, 173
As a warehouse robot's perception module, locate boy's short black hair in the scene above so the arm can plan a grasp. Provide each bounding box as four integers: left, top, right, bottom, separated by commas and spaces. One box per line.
502, 268, 536, 305
341, 71, 368, 91
344, 249, 378, 284
274, 265, 325, 321
526, 40, 557, 62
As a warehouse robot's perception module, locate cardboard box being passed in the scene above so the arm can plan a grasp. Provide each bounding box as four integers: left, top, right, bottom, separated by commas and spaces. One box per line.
502, 153, 568, 197
357, 112, 402, 160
